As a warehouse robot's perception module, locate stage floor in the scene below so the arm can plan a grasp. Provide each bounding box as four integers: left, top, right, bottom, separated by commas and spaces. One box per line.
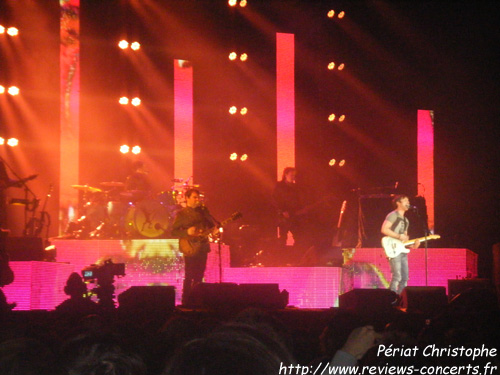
2, 240, 477, 310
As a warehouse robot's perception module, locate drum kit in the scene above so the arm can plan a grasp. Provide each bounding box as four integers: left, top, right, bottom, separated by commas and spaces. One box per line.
66, 180, 202, 239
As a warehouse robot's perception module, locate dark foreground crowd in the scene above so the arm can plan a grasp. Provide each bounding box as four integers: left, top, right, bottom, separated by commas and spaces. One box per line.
1, 279, 499, 375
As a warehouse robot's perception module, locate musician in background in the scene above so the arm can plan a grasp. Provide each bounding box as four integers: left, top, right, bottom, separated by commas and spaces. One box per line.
171, 189, 218, 306
381, 195, 420, 295
272, 167, 303, 247
125, 160, 152, 193
0, 160, 21, 229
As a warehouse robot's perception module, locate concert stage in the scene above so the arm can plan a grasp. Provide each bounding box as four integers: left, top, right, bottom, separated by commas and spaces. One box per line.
2, 240, 477, 310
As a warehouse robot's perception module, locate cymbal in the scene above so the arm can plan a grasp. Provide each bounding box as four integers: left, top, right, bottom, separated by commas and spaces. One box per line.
100, 181, 125, 187
71, 184, 102, 193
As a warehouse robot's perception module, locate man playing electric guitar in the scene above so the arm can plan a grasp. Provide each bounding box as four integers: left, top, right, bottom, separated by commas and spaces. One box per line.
381, 195, 420, 295
171, 189, 219, 305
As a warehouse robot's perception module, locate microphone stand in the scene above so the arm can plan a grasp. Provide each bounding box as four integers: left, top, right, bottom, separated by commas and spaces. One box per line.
413, 206, 430, 286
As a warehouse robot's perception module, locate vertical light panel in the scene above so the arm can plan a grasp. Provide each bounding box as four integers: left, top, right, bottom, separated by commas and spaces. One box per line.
60, 0, 80, 232
417, 109, 435, 232
276, 33, 295, 179
174, 60, 193, 180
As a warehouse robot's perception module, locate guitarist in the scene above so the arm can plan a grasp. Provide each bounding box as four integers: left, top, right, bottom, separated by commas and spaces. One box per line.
171, 189, 218, 305
272, 167, 304, 248
381, 195, 420, 295
0, 160, 23, 230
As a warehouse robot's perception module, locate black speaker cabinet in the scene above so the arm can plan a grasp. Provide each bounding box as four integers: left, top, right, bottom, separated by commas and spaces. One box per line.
118, 286, 176, 313
448, 279, 492, 301
5, 236, 44, 261
400, 286, 447, 315
339, 288, 397, 313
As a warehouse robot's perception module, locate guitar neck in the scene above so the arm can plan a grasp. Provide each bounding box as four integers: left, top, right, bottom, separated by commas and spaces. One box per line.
403, 235, 440, 246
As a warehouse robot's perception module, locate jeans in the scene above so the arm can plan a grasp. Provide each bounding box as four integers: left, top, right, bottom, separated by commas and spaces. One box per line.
389, 253, 408, 295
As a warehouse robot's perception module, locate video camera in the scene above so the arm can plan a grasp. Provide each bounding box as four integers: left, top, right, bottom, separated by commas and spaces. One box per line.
81, 259, 125, 281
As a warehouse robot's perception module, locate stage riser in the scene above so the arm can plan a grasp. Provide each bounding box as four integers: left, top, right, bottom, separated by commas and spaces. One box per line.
2, 240, 477, 310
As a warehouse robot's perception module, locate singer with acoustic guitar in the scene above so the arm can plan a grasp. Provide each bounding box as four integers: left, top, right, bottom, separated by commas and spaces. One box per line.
380, 195, 420, 295
171, 188, 219, 306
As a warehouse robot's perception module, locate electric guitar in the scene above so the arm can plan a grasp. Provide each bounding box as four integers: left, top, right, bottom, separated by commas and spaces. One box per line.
179, 211, 242, 257
382, 234, 441, 258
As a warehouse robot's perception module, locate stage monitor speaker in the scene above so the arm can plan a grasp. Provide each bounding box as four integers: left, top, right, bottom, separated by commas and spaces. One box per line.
190, 282, 240, 309
239, 283, 288, 309
339, 288, 397, 313
400, 286, 447, 315
448, 279, 493, 301
190, 283, 288, 310
6, 236, 44, 261
118, 286, 176, 313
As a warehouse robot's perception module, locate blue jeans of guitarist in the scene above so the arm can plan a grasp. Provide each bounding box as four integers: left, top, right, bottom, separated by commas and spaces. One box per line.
389, 253, 408, 295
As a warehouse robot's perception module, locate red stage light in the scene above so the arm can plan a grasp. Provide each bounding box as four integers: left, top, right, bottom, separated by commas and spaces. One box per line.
240, 154, 248, 161
228, 0, 237, 6
0, 85, 5, 94
239, 0, 247, 8
327, 10, 335, 18
0, 138, 5, 145
240, 53, 248, 61
338, 63, 345, 71
0, 25, 5, 34
131, 97, 141, 106
119, 97, 129, 105
230, 153, 238, 161
339, 115, 346, 122
338, 11, 345, 19
328, 62, 335, 70
130, 42, 140, 51
229, 106, 237, 115
329, 159, 336, 166
339, 159, 346, 167
229, 52, 237, 60
328, 114, 336, 122
240, 107, 248, 115
131, 146, 141, 155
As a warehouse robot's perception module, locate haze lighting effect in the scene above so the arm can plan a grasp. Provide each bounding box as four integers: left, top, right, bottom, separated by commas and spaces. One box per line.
7, 138, 19, 147
328, 114, 336, 122
327, 10, 335, 18
7, 27, 19, 36
229, 52, 237, 60
329, 159, 336, 166
240, 154, 248, 161
8, 86, 20, 96
131, 97, 141, 106
131, 145, 141, 155
228, 0, 237, 6
338, 11, 345, 19
229, 106, 237, 115
119, 97, 129, 105
339, 159, 346, 167
240, 53, 248, 61
240, 107, 248, 115
120, 145, 130, 154
130, 42, 141, 51
118, 40, 129, 49
230, 153, 238, 161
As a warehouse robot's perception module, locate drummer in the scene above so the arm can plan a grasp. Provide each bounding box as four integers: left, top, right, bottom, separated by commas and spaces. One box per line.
125, 161, 152, 199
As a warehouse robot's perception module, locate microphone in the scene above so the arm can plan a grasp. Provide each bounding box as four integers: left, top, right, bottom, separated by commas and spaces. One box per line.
408, 205, 418, 210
